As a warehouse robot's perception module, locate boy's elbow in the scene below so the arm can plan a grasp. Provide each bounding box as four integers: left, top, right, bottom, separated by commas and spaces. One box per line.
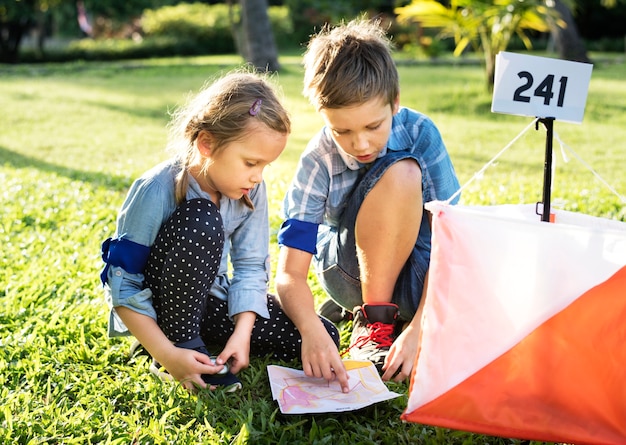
274, 270, 294, 295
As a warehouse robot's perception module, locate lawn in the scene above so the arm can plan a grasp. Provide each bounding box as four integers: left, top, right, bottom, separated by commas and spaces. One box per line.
1, 52, 625, 444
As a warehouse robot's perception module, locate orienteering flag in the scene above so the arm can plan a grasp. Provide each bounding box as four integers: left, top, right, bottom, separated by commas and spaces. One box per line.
402, 202, 626, 445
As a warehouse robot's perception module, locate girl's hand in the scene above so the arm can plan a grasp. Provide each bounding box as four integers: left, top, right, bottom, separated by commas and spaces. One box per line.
159, 346, 227, 391
114, 307, 224, 391
215, 311, 255, 374
216, 329, 251, 374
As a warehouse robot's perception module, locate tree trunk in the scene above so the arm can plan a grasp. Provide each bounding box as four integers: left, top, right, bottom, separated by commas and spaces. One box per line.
549, 0, 591, 63
485, 52, 496, 92
0, 19, 31, 63
239, 0, 280, 72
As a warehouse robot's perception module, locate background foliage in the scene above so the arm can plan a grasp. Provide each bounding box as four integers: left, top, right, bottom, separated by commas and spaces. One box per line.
4, 0, 626, 64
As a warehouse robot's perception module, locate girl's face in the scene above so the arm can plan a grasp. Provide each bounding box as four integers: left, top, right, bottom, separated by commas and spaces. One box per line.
196, 120, 287, 200
319, 95, 399, 164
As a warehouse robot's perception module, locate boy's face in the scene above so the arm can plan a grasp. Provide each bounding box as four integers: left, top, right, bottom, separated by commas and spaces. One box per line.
319, 95, 399, 164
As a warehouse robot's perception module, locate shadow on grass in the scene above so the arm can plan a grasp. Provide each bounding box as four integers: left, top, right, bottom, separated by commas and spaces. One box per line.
0, 145, 132, 192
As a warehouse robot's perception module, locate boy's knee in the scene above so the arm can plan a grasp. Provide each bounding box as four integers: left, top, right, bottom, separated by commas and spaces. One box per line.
379, 159, 422, 191
390, 157, 421, 176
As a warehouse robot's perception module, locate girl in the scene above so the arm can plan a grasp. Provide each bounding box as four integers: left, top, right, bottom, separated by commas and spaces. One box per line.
100, 71, 340, 392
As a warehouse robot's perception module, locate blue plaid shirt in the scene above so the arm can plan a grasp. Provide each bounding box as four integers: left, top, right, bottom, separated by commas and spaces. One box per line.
278, 107, 460, 254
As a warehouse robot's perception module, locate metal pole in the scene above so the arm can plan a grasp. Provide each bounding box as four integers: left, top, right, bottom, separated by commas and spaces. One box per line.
537, 117, 555, 222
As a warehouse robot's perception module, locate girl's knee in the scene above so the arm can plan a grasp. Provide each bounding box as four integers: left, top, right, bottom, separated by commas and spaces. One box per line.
172, 198, 224, 240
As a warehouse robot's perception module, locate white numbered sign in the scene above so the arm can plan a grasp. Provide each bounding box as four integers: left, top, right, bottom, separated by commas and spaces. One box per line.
492, 51, 593, 124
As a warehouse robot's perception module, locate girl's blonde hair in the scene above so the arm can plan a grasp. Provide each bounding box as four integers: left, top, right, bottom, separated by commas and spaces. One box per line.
302, 18, 399, 111
167, 70, 291, 207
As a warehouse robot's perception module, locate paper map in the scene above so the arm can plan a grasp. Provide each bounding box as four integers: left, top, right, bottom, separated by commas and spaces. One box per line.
267, 360, 402, 414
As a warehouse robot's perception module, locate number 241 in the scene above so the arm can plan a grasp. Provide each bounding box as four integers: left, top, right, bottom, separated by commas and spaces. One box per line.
513, 71, 568, 107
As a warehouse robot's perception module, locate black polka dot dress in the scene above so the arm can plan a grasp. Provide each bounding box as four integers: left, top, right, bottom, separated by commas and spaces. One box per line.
144, 199, 339, 362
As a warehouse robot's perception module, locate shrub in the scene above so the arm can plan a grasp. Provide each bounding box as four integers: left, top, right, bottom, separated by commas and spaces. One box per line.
585, 37, 625, 53
142, 2, 236, 54
64, 36, 215, 61
268, 6, 295, 50
283, 0, 391, 47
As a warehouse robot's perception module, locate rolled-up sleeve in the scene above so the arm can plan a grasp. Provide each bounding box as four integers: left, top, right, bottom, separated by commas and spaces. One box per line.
104, 266, 156, 337
413, 117, 460, 204
390, 110, 460, 205
101, 169, 173, 337
224, 182, 271, 319
282, 147, 330, 225
277, 219, 319, 254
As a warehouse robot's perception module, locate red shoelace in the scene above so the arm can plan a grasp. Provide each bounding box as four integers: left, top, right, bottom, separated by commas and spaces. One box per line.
340, 321, 395, 357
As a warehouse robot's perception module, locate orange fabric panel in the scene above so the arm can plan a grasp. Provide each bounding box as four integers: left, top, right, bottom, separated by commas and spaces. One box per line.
402, 266, 626, 445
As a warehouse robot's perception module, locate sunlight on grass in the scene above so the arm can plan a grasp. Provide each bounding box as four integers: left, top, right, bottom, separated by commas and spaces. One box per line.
1, 54, 625, 444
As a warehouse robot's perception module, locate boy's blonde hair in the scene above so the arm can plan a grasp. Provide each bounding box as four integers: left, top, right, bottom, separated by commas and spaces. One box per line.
167, 70, 291, 207
302, 18, 399, 111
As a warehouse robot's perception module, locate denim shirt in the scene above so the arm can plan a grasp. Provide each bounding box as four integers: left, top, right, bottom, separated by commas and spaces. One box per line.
279, 107, 460, 254
103, 158, 271, 337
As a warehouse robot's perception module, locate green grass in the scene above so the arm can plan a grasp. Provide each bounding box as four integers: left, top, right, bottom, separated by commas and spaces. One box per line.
1, 53, 625, 444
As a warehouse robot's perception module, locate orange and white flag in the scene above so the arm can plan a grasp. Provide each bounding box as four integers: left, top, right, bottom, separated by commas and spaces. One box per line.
402, 202, 626, 445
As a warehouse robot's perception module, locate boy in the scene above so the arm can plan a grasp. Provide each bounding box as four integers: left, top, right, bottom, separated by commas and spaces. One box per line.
275, 18, 460, 393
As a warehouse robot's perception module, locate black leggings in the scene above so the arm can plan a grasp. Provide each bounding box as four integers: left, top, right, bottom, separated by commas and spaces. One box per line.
144, 198, 339, 362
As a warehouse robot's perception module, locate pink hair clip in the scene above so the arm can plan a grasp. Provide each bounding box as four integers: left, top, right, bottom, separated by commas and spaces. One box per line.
249, 99, 262, 116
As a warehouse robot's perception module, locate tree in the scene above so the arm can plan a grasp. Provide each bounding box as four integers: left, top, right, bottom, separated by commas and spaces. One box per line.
548, 0, 590, 62
229, 0, 280, 72
283, 0, 393, 46
0, 0, 181, 63
0, 0, 64, 63
395, 0, 564, 90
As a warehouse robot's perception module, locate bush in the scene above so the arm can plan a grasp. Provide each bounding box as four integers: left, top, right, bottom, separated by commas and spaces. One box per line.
267, 6, 295, 50
142, 2, 236, 55
65, 36, 217, 61
17, 3, 297, 63
585, 37, 625, 53
283, 0, 392, 47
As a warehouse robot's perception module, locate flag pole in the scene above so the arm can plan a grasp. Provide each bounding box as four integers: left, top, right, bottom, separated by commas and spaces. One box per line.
536, 117, 555, 222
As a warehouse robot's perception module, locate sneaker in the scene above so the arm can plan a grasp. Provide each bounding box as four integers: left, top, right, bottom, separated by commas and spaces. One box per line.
129, 339, 149, 358
318, 298, 353, 324
149, 337, 242, 392
347, 303, 399, 371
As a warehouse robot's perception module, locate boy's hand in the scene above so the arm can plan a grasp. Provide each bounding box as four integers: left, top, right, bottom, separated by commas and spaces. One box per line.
380, 323, 419, 382
274, 247, 349, 390
301, 330, 350, 393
